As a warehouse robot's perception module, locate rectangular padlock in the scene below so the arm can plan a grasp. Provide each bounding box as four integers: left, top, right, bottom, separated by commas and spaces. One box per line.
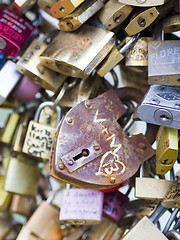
17, 39, 67, 92
97, 0, 133, 31
60, 188, 104, 225
50, 0, 85, 18
0, 7, 36, 57
0, 60, 21, 105
156, 126, 178, 175
148, 40, 180, 86
118, 0, 170, 7
58, 0, 104, 32
136, 200, 160, 219
137, 85, 180, 129
39, 24, 115, 78
135, 177, 173, 200
0, 175, 12, 210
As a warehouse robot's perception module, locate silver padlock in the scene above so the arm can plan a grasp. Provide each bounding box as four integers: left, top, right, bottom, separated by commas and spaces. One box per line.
137, 85, 180, 129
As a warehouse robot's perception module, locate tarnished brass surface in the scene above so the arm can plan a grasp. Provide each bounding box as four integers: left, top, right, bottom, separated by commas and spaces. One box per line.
50, 90, 154, 189
59, 0, 104, 32
39, 25, 115, 78
98, 0, 133, 30
50, 0, 85, 19
162, 181, 180, 208
17, 39, 67, 92
163, 15, 180, 33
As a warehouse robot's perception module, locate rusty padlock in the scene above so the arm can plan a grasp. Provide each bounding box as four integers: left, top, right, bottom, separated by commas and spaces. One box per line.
50, 88, 155, 189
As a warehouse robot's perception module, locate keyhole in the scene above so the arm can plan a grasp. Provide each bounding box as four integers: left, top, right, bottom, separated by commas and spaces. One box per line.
73, 149, 90, 161
160, 114, 171, 122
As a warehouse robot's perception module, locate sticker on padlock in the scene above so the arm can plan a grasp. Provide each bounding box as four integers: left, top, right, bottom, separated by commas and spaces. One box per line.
118, 0, 170, 7
60, 187, 104, 225
17, 38, 68, 92
22, 102, 62, 161
0, 7, 36, 57
156, 126, 178, 175
137, 85, 180, 129
97, 33, 140, 77
103, 191, 129, 222
125, 37, 152, 67
58, 0, 104, 32
97, 0, 133, 31
148, 40, 180, 86
161, 180, 180, 208
50, 0, 85, 19
39, 24, 115, 78
0, 60, 21, 105
4, 155, 40, 196
50, 89, 155, 189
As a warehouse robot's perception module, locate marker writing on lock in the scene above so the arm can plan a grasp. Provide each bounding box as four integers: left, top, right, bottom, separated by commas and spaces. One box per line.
93, 110, 126, 177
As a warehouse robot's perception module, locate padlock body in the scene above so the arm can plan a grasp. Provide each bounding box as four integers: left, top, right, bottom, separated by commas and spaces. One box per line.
23, 120, 56, 160
4, 157, 40, 196
0, 175, 12, 210
162, 181, 180, 208
148, 40, 180, 86
0, 7, 35, 57
60, 188, 104, 225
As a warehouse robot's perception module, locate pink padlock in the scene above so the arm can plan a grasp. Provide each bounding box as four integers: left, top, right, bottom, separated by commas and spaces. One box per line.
60, 188, 104, 225
103, 191, 129, 222
0, 7, 36, 57
12, 76, 40, 103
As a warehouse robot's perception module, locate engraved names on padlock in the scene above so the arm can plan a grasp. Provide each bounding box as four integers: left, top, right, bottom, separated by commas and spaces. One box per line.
23, 121, 56, 159
60, 189, 104, 225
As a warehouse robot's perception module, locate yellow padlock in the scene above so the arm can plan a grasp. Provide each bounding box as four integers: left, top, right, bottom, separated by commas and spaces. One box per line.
0, 175, 12, 211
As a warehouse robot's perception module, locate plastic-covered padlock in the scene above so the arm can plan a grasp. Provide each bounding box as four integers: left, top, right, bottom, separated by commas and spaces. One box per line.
22, 101, 62, 161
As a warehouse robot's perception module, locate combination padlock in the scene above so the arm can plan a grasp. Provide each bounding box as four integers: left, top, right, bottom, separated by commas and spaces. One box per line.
22, 101, 62, 161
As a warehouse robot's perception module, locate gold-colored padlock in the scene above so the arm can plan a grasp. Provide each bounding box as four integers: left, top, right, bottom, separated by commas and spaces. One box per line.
22, 102, 62, 161
125, 37, 152, 66
50, 0, 85, 19
156, 126, 178, 175
163, 15, 180, 33
4, 155, 40, 196
17, 38, 67, 92
0, 175, 12, 211
118, 0, 170, 7
39, 24, 115, 78
0, 111, 20, 145
125, 2, 173, 36
97, 0, 133, 30
136, 200, 160, 219
161, 180, 180, 208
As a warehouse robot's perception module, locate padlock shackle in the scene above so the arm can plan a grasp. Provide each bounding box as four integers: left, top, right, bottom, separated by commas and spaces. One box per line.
163, 208, 179, 235
166, 230, 180, 240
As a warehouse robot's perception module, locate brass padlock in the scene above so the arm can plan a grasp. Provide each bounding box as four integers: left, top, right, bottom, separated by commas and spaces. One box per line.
50, 88, 154, 189
125, 2, 173, 36
97, 0, 133, 30
148, 40, 180, 86
0, 174, 12, 210
118, 0, 170, 7
39, 24, 115, 78
0, 111, 20, 144
156, 126, 178, 175
161, 180, 180, 208
58, 0, 104, 32
4, 155, 40, 196
10, 194, 35, 217
136, 199, 160, 219
59, 74, 102, 108
17, 38, 67, 92
50, 0, 85, 19
163, 15, 180, 33
22, 102, 62, 161
125, 37, 152, 66
85, 217, 117, 240
97, 33, 139, 77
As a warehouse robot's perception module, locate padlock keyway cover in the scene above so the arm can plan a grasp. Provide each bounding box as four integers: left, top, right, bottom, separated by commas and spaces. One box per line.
50, 90, 155, 189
